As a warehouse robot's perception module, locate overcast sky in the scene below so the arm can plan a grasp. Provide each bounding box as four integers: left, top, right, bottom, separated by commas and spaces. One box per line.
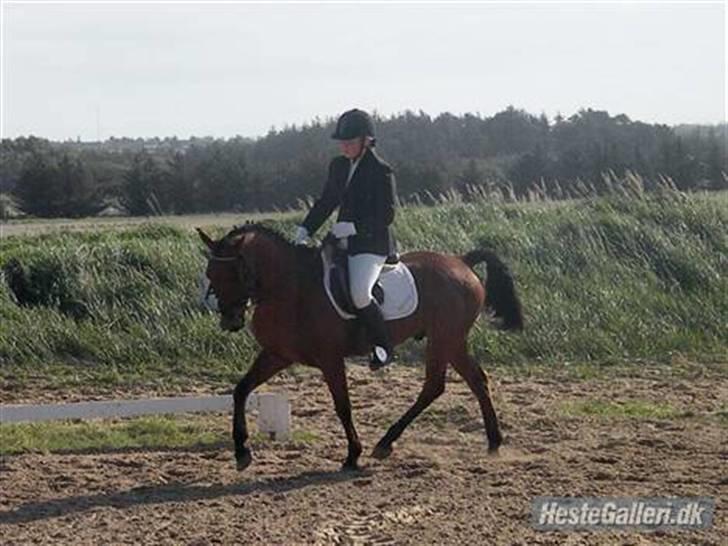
2, 1, 725, 141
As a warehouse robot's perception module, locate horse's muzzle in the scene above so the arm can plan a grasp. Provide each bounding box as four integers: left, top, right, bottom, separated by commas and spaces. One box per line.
220, 310, 245, 332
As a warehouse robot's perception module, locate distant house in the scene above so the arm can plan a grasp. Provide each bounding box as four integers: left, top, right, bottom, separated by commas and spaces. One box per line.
97, 204, 127, 217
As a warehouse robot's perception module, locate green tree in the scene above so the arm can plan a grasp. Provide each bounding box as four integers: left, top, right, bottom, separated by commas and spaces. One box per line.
164, 151, 198, 213
122, 151, 164, 215
14, 152, 65, 217
57, 153, 100, 217
197, 143, 248, 212
705, 129, 727, 189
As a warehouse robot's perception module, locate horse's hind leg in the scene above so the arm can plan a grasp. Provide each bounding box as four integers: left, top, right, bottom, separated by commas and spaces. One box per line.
450, 344, 503, 452
371, 340, 447, 459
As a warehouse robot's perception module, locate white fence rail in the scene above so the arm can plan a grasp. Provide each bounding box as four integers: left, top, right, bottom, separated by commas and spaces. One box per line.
0, 393, 291, 440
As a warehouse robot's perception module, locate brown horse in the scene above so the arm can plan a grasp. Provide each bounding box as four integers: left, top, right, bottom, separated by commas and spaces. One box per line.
197, 223, 523, 471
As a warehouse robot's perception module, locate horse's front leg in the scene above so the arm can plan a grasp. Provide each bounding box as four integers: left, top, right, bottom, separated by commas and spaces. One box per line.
232, 350, 291, 471
321, 360, 362, 471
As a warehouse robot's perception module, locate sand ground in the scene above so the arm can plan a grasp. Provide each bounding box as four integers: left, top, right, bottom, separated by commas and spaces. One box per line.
1, 364, 725, 545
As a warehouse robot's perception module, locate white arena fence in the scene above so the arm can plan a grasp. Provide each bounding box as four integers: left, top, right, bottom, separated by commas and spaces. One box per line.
0, 392, 291, 440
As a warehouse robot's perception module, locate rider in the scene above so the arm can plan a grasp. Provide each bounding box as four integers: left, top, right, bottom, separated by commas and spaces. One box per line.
294, 108, 397, 368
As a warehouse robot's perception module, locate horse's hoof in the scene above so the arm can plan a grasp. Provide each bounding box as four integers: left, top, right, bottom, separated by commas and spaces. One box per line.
236, 450, 253, 472
371, 444, 392, 460
341, 461, 360, 472
487, 446, 500, 457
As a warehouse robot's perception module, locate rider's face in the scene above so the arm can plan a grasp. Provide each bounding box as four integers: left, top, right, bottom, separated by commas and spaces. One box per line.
339, 138, 365, 160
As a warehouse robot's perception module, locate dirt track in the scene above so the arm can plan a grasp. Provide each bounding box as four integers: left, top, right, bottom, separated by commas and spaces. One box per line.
1, 364, 725, 545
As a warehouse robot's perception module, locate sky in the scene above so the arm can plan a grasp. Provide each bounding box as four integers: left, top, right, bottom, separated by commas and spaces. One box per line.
1, 1, 725, 141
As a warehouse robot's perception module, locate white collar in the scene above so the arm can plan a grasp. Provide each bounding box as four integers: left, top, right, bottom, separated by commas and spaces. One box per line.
347, 149, 366, 182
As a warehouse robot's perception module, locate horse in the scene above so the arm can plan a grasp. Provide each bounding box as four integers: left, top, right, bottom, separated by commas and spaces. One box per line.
197, 223, 523, 472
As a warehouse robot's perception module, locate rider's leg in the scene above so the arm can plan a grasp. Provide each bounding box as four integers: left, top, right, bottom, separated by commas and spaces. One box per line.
348, 253, 393, 367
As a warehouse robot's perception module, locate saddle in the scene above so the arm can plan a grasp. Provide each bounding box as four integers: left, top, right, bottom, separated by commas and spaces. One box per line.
328, 243, 386, 315
321, 240, 418, 322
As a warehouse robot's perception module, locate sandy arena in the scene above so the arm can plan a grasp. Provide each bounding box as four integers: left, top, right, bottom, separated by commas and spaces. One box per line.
1, 364, 725, 545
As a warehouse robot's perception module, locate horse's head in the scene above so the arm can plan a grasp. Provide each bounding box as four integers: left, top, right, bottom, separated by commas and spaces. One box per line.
197, 228, 254, 332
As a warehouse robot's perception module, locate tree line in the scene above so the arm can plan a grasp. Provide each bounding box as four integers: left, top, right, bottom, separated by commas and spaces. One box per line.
1, 107, 726, 218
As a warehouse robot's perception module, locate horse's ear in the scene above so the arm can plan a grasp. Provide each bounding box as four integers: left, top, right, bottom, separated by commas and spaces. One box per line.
196, 228, 215, 250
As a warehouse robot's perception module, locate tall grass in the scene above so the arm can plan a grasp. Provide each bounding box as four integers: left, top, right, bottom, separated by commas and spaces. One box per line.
1, 182, 726, 388
414, 190, 728, 364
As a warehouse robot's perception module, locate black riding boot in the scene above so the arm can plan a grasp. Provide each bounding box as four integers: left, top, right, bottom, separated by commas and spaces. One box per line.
357, 301, 394, 370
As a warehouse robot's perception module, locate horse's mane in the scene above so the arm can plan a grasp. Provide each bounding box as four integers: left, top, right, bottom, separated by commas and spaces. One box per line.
224, 222, 292, 247
223, 222, 321, 276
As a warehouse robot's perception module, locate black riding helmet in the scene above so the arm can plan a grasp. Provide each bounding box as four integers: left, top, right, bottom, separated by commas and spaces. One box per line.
331, 109, 375, 140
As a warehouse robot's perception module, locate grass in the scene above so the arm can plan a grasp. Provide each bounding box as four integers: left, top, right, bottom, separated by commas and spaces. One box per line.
1, 181, 726, 391
1, 210, 296, 237
560, 399, 685, 420
488, 354, 728, 383
0, 415, 225, 455
0, 414, 320, 456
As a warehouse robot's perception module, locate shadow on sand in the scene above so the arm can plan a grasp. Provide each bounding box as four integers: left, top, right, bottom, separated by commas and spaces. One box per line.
0, 467, 372, 525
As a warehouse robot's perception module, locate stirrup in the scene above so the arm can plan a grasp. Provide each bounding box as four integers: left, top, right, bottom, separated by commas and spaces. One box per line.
369, 346, 394, 371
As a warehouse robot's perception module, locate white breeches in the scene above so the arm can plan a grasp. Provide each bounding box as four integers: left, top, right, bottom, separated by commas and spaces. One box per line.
348, 253, 386, 310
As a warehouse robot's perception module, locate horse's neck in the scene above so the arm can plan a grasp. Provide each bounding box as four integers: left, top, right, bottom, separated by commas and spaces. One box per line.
247, 236, 298, 300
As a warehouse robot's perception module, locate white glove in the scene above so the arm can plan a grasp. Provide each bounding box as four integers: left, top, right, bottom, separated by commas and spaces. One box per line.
331, 221, 357, 239
294, 226, 310, 245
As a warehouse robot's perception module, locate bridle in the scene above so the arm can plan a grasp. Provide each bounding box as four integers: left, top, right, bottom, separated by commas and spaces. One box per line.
206, 250, 259, 314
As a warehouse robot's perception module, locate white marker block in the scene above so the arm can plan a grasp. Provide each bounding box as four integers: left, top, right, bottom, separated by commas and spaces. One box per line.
256, 393, 291, 441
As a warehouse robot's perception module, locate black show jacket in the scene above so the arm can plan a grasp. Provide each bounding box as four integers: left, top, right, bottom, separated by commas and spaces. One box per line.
302, 148, 397, 256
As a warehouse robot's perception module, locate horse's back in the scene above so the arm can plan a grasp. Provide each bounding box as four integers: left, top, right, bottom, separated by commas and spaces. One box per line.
401, 250, 486, 329
401, 250, 479, 279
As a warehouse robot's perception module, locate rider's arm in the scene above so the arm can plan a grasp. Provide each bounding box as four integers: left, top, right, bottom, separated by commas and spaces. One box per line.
301, 158, 347, 236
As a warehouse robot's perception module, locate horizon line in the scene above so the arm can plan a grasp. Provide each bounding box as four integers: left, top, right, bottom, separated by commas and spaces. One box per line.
4, 106, 727, 143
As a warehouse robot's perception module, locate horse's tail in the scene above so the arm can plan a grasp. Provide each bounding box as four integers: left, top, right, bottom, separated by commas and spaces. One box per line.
462, 249, 524, 331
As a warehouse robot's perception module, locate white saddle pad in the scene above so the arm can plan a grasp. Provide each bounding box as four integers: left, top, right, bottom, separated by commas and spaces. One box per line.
321, 251, 419, 321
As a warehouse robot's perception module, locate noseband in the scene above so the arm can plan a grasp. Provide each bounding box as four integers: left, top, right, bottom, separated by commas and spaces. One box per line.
207, 252, 259, 310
